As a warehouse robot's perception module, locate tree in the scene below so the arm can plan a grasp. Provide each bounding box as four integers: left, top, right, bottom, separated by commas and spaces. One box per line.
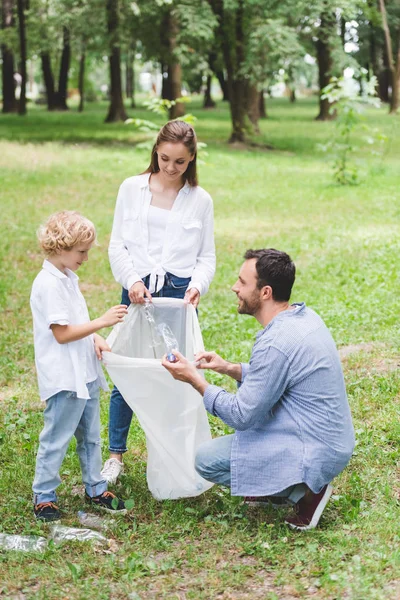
1, 0, 18, 113
55, 25, 70, 110
16, 0, 27, 114
315, 10, 338, 120
209, 0, 306, 142
378, 0, 400, 114
105, 0, 128, 122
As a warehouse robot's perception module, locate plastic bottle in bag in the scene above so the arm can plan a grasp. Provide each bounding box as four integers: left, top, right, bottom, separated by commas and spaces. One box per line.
157, 323, 179, 362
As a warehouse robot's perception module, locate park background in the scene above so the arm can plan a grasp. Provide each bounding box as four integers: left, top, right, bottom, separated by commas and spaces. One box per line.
0, 0, 399, 598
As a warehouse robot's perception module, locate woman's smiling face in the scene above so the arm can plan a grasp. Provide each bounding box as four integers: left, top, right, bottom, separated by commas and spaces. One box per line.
156, 142, 194, 182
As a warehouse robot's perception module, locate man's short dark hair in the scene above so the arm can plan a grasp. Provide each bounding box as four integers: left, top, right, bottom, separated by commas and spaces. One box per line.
244, 249, 295, 302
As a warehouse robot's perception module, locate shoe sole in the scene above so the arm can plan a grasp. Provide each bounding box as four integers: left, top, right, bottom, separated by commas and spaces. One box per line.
286, 484, 333, 531
34, 515, 61, 522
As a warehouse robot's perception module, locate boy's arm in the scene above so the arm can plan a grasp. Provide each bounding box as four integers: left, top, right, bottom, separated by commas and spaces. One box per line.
51, 305, 127, 344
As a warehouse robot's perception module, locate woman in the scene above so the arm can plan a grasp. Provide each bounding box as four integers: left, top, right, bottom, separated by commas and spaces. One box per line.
101, 120, 216, 483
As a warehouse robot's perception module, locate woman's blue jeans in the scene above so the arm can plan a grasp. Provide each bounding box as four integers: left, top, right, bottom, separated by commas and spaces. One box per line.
108, 273, 190, 454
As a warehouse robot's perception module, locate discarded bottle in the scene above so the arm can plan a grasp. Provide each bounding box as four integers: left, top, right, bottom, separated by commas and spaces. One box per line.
0, 533, 47, 553
49, 524, 106, 544
77, 511, 107, 530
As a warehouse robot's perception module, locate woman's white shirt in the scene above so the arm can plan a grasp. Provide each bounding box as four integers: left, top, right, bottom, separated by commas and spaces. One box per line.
109, 173, 216, 295
147, 205, 169, 266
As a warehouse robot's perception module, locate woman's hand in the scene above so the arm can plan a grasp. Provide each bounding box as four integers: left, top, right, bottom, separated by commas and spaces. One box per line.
184, 287, 200, 308
129, 281, 152, 304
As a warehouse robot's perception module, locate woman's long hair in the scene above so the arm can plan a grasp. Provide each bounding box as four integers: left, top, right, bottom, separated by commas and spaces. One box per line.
144, 120, 198, 186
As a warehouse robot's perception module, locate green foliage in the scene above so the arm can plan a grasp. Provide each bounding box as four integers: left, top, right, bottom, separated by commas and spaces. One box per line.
320, 76, 387, 185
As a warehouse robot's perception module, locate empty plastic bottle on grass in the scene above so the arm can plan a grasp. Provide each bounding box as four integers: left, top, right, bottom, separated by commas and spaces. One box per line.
49, 524, 106, 544
0, 533, 47, 552
77, 511, 108, 530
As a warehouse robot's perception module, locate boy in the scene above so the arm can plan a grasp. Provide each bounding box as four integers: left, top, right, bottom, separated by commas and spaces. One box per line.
30, 210, 128, 521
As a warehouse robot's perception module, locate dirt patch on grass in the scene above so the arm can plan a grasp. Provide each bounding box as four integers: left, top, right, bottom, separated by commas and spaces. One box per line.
338, 342, 379, 360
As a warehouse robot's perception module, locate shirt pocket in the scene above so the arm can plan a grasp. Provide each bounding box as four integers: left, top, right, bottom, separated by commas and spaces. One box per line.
181, 219, 203, 242
122, 212, 142, 245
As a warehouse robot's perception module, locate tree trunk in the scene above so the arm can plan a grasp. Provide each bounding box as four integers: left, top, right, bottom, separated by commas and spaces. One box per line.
259, 90, 267, 118
208, 51, 229, 101
1, 0, 17, 113
78, 50, 85, 113
105, 0, 128, 123
315, 13, 337, 121
369, 20, 389, 102
161, 63, 172, 100
228, 78, 247, 143
41, 51, 56, 110
54, 26, 70, 110
290, 88, 296, 102
390, 46, 400, 114
378, 0, 400, 114
203, 74, 216, 108
246, 83, 260, 134
215, 70, 229, 100
167, 12, 185, 119
16, 0, 27, 115
126, 43, 135, 108
210, 0, 247, 142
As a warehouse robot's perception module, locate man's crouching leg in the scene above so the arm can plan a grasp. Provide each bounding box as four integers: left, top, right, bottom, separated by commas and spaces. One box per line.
195, 434, 233, 487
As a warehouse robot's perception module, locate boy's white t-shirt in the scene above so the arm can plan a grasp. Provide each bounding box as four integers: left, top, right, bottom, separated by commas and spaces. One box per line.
30, 260, 108, 401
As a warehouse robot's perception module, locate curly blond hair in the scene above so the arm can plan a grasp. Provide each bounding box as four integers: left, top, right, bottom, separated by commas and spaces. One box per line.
38, 211, 96, 255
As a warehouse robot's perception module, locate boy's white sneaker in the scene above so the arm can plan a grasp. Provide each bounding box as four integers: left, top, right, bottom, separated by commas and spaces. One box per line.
100, 458, 124, 484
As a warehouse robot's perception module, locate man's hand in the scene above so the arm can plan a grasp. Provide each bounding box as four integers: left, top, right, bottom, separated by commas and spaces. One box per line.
129, 281, 152, 304
195, 351, 243, 382
194, 351, 229, 374
184, 287, 200, 308
94, 334, 111, 360
161, 350, 209, 395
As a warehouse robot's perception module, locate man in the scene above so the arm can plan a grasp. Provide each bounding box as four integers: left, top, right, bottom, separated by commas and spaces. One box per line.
162, 249, 355, 530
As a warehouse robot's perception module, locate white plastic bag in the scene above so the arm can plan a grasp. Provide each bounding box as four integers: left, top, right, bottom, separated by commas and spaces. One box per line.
102, 298, 213, 500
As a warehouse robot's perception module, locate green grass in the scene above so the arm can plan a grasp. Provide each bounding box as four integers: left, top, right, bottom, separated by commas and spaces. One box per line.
0, 97, 399, 599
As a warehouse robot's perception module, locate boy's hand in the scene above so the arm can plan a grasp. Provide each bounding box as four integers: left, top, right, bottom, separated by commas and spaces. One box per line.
99, 305, 128, 328
94, 334, 111, 360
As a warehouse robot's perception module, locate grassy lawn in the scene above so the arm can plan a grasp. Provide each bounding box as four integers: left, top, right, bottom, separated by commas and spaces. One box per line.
0, 97, 399, 599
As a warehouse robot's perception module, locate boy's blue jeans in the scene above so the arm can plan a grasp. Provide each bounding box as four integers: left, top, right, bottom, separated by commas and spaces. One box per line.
109, 272, 190, 454
33, 379, 107, 504
195, 434, 307, 503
